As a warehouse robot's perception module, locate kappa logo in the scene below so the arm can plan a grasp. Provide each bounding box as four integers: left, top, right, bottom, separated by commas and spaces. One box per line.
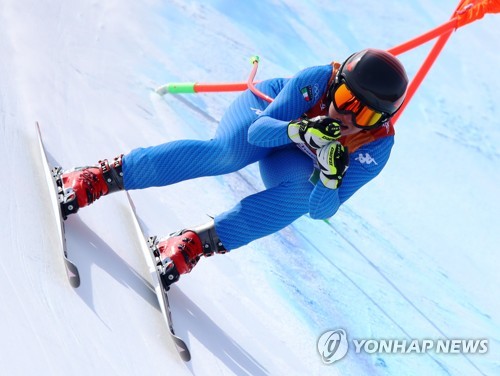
355, 153, 378, 165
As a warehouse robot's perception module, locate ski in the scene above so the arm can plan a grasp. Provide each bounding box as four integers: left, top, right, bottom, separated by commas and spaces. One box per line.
35, 122, 80, 288
126, 192, 191, 362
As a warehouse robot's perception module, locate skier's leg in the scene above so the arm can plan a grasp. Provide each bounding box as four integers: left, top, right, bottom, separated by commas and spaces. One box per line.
215, 146, 315, 249
60, 82, 275, 213
122, 137, 267, 189
155, 146, 316, 286
123, 83, 275, 190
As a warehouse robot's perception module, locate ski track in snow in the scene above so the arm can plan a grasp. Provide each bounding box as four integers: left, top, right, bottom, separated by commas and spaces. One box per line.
1, 0, 499, 375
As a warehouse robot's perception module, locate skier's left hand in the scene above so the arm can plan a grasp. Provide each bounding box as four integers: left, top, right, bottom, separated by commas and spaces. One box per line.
288, 116, 342, 150
316, 142, 349, 189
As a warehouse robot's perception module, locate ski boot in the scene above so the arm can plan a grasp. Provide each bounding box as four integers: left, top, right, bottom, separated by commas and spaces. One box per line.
56, 155, 124, 218
149, 220, 228, 288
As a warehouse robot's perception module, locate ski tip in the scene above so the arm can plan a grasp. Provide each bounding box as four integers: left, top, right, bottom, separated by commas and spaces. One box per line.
172, 336, 191, 362
69, 276, 81, 288
65, 259, 81, 288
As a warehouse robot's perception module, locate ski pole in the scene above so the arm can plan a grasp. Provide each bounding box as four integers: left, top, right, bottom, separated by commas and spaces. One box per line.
155, 82, 250, 96
247, 56, 274, 103
387, 19, 457, 56
155, 56, 266, 97
388, 0, 500, 56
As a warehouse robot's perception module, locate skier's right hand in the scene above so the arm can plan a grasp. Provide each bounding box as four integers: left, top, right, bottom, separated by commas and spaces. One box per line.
316, 142, 349, 189
288, 116, 342, 150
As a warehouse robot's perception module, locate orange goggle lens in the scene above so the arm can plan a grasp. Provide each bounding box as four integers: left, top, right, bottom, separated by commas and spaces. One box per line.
333, 82, 386, 128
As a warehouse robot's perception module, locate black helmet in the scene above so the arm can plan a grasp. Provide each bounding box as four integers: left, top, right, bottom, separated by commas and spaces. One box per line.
337, 49, 408, 116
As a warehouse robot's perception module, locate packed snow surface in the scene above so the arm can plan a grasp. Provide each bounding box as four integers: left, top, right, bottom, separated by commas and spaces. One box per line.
0, 0, 498, 375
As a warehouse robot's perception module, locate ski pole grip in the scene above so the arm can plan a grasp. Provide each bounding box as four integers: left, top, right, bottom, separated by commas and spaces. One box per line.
250, 55, 260, 64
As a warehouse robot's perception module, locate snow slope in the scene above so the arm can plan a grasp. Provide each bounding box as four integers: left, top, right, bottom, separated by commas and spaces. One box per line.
1, 0, 498, 375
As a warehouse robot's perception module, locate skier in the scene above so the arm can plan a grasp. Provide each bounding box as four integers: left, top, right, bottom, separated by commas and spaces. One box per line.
61, 48, 408, 285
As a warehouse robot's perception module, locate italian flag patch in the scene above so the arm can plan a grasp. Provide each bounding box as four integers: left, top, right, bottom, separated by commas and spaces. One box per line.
300, 86, 312, 102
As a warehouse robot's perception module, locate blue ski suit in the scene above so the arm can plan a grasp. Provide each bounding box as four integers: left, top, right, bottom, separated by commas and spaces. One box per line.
122, 64, 394, 250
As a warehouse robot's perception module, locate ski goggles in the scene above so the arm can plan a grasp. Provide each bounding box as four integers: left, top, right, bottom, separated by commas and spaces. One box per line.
331, 80, 388, 129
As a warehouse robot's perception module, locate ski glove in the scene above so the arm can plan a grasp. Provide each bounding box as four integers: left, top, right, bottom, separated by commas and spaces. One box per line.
288, 116, 342, 150
316, 142, 349, 189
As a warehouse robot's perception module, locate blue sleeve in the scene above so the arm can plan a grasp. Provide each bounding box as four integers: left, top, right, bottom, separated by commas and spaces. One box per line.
247, 65, 333, 148
309, 136, 394, 219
